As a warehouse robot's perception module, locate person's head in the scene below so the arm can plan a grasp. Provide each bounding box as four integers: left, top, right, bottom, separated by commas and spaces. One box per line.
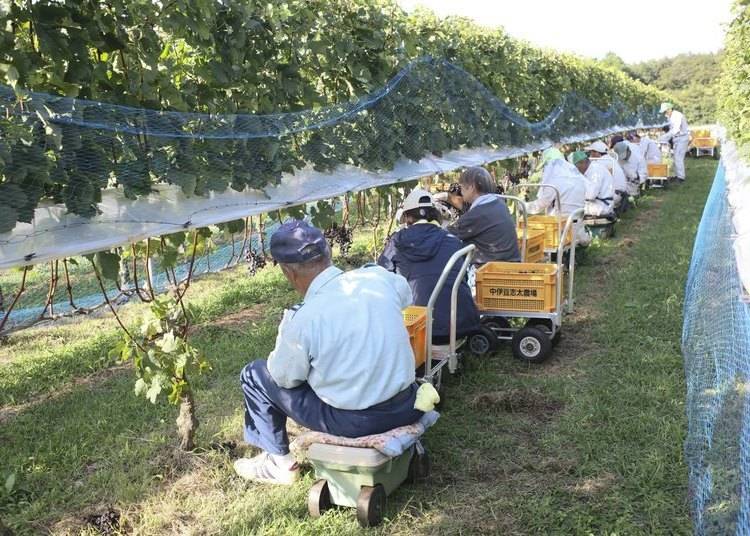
612, 141, 631, 162
609, 134, 624, 149
659, 102, 674, 118
583, 140, 609, 158
400, 188, 442, 225
458, 166, 495, 205
568, 150, 590, 174
626, 131, 641, 142
270, 220, 332, 295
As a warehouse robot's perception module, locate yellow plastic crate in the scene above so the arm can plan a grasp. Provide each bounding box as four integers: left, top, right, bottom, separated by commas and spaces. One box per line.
647, 163, 668, 177
521, 215, 572, 251
475, 262, 558, 313
403, 306, 427, 368
692, 129, 711, 138
517, 227, 545, 263
693, 137, 717, 149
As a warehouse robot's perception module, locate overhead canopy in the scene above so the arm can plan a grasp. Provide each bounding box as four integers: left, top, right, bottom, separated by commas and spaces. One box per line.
0, 57, 666, 270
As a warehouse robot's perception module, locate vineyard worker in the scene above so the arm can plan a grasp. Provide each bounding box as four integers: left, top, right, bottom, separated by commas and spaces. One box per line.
527, 148, 591, 246
235, 220, 422, 485
629, 131, 662, 164
527, 148, 586, 215
659, 102, 690, 182
612, 141, 645, 197
584, 140, 628, 210
568, 151, 615, 218
379, 189, 480, 344
447, 166, 521, 265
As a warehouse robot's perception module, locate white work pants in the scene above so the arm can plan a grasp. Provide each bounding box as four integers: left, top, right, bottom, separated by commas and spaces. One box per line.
673, 135, 689, 180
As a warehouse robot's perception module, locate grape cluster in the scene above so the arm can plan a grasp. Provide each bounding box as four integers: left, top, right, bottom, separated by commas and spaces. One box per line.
245, 249, 267, 276
325, 223, 354, 257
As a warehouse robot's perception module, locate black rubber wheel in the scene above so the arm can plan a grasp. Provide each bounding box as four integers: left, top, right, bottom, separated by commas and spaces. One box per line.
307, 479, 332, 518
356, 484, 386, 528
405, 446, 431, 484
511, 326, 552, 363
468, 326, 498, 356
524, 319, 562, 346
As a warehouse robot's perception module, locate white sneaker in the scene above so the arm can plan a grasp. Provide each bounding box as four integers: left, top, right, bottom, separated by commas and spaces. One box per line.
233, 453, 300, 485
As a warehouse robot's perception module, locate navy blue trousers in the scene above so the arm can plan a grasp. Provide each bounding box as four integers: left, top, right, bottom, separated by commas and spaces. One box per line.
240, 360, 423, 455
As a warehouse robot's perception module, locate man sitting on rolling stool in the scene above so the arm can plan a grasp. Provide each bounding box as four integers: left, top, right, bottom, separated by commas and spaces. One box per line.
235, 220, 423, 485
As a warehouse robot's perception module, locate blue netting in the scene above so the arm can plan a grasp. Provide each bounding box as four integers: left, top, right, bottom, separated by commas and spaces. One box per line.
0, 56, 661, 233
682, 163, 750, 535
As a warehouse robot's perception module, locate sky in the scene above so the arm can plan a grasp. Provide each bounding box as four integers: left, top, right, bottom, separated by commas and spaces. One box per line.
396, 0, 734, 64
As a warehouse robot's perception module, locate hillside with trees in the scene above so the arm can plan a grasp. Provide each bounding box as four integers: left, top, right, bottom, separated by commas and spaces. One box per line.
600, 52, 722, 125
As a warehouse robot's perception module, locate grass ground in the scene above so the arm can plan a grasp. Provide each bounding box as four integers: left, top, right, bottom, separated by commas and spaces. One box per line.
0, 158, 716, 535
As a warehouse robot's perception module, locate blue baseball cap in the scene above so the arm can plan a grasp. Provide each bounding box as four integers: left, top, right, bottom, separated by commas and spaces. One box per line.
269, 220, 330, 263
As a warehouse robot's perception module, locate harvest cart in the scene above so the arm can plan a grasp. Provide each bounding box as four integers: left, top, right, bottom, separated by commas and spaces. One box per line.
647, 162, 669, 189
405, 244, 477, 390
467, 208, 584, 362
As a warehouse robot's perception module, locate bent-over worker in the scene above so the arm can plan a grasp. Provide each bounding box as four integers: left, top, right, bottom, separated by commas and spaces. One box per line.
612, 141, 646, 197
569, 150, 615, 218
584, 140, 627, 211
527, 148, 591, 246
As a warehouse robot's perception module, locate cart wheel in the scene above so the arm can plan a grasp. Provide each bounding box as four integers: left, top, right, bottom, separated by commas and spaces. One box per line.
511, 326, 552, 363
468, 326, 498, 356
524, 319, 562, 346
406, 446, 431, 484
308, 479, 332, 518
356, 484, 386, 528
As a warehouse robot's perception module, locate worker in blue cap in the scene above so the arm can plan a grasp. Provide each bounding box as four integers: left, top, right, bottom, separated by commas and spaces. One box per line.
235, 220, 423, 485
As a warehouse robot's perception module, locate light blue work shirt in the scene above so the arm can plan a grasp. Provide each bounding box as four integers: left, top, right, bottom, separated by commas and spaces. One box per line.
267, 265, 416, 410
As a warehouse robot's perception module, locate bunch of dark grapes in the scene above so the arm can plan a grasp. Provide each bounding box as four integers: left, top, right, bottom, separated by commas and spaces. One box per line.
325, 223, 353, 257
245, 249, 267, 276
336, 225, 353, 256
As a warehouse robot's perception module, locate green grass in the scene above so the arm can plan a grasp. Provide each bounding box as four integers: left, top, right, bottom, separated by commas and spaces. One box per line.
0, 158, 716, 535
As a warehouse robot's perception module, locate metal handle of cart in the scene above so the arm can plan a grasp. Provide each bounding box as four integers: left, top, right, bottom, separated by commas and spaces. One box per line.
423, 244, 476, 381
497, 194, 529, 259
556, 207, 584, 315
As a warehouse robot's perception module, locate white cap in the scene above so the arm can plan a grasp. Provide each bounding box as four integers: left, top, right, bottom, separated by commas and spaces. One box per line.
401, 188, 434, 212
659, 102, 673, 113
583, 141, 609, 154
612, 141, 630, 160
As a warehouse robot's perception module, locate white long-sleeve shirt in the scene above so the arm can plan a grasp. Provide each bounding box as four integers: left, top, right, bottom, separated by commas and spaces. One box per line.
267, 265, 415, 410
640, 137, 662, 164
527, 159, 586, 215
618, 142, 648, 194
611, 160, 628, 195
628, 141, 649, 183
583, 160, 615, 217
666, 110, 689, 139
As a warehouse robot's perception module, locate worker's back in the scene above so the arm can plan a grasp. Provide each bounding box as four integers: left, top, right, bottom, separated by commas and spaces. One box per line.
542, 159, 586, 215
447, 196, 522, 265
270, 265, 416, 411
379, 222, 480, 342
584, 161, 615, 217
